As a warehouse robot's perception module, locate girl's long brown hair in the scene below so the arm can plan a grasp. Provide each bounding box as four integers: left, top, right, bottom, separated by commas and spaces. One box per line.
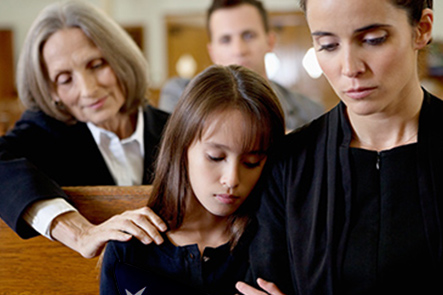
148, 64, 285, 249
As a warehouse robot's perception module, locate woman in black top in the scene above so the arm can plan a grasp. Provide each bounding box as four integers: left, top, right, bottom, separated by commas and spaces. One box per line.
0, 0, 169, 259
237, 0, 443, 294
100, 65, 285, 295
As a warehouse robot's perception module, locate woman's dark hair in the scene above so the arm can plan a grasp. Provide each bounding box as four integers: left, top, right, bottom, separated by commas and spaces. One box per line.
299, 0, 433, 25
148, 64, 285, 249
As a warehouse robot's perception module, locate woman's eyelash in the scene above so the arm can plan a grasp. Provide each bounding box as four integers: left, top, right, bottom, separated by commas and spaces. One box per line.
317, 34, 387, 52
56, 75, 72, 85
318, 43, 338, 52
364, 35, 387, 45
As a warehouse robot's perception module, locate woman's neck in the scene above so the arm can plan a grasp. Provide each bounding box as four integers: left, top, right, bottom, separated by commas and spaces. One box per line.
348, 87, 423, 152
97, 111, 137, 139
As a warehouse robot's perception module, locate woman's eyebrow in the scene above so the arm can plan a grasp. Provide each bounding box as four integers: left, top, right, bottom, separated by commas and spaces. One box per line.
311, 31, 334, 37
354, 23, 392, 33
311, 24, 392, 37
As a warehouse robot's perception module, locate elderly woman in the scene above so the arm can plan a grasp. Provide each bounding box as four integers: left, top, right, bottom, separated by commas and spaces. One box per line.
0, 0, 168, 258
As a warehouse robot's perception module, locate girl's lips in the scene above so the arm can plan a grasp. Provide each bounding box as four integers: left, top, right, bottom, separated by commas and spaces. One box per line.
345, 87, 377, 100
215, 194, 239, 205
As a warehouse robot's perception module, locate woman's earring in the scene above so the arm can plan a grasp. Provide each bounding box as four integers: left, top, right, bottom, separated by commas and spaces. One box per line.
53, 100, 63, 108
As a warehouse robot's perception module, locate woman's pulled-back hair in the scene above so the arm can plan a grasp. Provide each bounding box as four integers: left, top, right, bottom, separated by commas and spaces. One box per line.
148, 64, 285, 249
299, 0, 432, 25
17, 0, 149, 124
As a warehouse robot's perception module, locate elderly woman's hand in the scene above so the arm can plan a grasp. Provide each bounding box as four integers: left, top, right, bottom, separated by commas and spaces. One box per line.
236, 278, 285, 295
50, 207, 167, 258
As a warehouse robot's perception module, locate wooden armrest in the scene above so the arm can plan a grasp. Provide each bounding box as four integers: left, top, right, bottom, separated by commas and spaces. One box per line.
63, 185, 152, 224
0, 185, 153, 295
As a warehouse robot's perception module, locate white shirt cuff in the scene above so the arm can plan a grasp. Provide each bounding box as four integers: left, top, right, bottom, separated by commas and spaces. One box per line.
22, 198, 78, 240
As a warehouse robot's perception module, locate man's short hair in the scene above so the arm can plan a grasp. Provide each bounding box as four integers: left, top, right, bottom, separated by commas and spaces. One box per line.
206, 0, 270, 39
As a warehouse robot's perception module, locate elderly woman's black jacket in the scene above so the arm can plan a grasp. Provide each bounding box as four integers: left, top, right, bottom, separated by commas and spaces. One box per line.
0, 105, 168, 239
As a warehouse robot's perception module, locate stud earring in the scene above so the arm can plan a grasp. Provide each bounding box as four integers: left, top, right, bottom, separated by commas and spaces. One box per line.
53, 100, 64, 108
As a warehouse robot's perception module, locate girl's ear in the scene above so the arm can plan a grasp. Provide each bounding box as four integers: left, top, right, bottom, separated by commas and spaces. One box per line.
414, 8, 433, 50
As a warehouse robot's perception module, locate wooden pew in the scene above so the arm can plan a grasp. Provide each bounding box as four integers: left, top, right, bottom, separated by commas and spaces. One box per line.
0, 185, 152, 295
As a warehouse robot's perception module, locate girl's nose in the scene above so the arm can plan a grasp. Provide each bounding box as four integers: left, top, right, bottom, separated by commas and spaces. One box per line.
220, 162, 240, 192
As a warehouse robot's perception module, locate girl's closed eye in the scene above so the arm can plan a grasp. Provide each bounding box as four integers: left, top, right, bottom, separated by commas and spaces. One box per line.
243, 160, 262, 169
242, 154, 266, 169
207, 154, 225, 162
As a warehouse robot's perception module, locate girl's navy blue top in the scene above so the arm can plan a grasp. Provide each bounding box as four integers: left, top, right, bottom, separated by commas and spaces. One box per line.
100, 229, 253, 295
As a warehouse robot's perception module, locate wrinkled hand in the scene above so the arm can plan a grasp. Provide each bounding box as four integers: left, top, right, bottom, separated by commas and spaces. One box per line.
51, 207, 167, 258
236, 278, 285, 295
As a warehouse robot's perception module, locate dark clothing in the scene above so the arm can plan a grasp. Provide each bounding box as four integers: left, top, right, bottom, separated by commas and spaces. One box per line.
0, 105, 169, 239
343, 145, 433, 294
248, 90, 443, 294
100, 231, 252, 295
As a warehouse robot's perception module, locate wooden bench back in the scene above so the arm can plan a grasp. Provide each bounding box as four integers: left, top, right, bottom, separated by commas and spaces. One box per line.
0, 185, 152, 295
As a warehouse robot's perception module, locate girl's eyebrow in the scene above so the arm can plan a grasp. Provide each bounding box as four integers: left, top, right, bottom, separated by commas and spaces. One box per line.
205, 142, 266, 155
206, 142, 229, 149
245, 150, 267, 156
312, 24, 392, 37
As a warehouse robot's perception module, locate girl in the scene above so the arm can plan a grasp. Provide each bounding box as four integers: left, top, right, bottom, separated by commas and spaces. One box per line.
100, 64, 285, 295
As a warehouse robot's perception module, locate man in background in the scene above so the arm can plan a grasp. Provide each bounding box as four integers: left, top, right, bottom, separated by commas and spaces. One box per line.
158, 0, 324, 131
